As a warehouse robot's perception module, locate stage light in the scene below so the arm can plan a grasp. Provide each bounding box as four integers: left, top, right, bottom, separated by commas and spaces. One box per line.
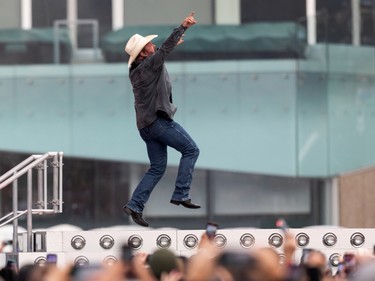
350, 232, 365, 247
156, 234, 171, 249
183, 234, 198, 249
329, 253, 341, 267
74, 256, 89, 267
322, 233, 337, 247
268, 233, 283, 248
71, 235, 86, 250
128, 235, 143, 250
214, 234, 227, 248
296, 233, 310, 247
240, 233, 255, 248
103, 255, 118, 266
34, 256, 47, 267
99, 235, 115, 250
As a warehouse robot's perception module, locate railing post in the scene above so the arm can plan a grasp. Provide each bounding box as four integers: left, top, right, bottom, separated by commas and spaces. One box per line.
53, 22, 60, 64
27, 169, 33, 252
44, 160, 48, 209
12, 176, 18, 253
36, 163, 44, 211
52, 155, 59, 213
92, 20, 99, 61
59, 152, 64, 213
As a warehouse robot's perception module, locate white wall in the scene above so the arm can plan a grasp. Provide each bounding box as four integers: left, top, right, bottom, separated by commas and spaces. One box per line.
0, 0, 21, 28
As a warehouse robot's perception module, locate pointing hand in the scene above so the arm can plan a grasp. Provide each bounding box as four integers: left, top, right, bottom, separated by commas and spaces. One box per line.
182, 11, 197, 28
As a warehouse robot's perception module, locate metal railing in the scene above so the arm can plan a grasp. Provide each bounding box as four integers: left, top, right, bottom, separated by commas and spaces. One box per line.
53, 19, 100, 64
0, 152, 63, 252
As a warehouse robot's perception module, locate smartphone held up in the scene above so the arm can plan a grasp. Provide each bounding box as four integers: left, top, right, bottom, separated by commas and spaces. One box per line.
206, 222, 218, 240
276, 218, 289, 234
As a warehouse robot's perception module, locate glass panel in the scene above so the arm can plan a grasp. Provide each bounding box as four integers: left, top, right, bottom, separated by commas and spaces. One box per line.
213, 171, 311, 215
296, 12, 330, 176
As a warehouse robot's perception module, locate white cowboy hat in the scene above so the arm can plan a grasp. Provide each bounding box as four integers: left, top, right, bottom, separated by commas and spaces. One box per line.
125, 34, 158, 68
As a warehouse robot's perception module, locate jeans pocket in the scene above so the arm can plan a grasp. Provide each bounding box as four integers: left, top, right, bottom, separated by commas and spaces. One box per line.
140, 127, 150, 140
140, 119, 165, 140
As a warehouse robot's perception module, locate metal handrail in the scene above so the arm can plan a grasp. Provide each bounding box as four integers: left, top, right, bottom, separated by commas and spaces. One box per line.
53, 19, 100, 64
0, 153, 51, 189
0, 152, 63, 252
0, 211, 28, 227
0, 156, 35, 184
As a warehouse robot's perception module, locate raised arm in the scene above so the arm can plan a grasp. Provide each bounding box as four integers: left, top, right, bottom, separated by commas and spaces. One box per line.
149, 11, 197, 70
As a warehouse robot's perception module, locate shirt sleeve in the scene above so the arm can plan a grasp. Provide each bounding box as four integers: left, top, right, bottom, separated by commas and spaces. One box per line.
148, 25, 187, 71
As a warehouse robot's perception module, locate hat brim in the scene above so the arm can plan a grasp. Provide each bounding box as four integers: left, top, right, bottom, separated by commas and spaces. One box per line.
127, 34, 158, 67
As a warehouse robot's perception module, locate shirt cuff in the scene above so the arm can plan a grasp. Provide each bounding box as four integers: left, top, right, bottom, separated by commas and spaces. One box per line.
179, 24, 188, 32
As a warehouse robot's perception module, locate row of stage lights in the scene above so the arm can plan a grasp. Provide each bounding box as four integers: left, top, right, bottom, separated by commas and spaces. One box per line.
32, 253, 339, 269
34, 255, 119, 267
28, 231, 367, 269
69, 231, 365, 251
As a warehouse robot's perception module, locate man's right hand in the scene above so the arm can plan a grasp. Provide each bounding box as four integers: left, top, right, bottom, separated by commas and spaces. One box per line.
182, 11, 197, 28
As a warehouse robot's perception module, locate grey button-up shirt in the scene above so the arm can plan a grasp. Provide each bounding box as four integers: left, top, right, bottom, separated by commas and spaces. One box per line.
129, 25, 187, 130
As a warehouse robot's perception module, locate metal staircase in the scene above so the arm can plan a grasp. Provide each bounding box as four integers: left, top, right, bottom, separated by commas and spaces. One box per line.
0, 152, 63, 252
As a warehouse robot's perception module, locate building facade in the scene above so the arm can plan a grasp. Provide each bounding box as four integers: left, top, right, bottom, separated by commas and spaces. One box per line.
0, 0, 374, 230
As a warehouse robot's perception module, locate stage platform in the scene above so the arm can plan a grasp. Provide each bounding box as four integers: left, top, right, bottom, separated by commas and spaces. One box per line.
1, 227, 373, 271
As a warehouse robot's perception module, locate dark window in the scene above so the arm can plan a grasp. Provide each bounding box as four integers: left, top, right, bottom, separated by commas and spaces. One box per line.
77, 0, 112, 48
241, 0, 306, 22
32, 0, 67, 27
360, 0, 375, 45
316, 0, 351, 43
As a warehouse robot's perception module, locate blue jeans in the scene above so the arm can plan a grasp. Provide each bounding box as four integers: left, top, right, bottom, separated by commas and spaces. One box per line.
126, 118, 200, 213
